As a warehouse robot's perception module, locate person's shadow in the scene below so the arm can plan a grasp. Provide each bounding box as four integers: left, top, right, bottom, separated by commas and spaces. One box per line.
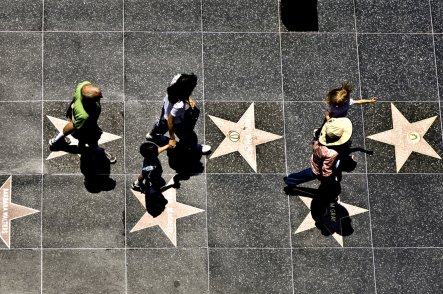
139, 175, 191, 218
281, 0, 319, 31
285, 181, 354, 237
143, 185, 169, 218
49, 140, 116, 192
168, 133, 205, 188
79, 147, 116, 193
150, 133, 205, 189
49, 139, 80, 155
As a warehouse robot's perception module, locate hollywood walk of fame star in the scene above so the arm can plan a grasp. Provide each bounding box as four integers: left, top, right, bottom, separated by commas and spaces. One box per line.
208, 103, 282, 172
367, 103, 441, 172
0, 176, 39, 248
295, 196, 368, 247
130, 178, 204, 246
46, 115, 122, 160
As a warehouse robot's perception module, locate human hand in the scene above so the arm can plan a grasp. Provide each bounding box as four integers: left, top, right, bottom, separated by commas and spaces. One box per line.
369, 97, 377, 103
188, 96, 196, 109
169, 139, 176, 148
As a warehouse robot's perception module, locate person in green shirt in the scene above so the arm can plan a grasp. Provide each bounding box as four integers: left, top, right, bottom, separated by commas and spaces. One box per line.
48, 81, 116, 164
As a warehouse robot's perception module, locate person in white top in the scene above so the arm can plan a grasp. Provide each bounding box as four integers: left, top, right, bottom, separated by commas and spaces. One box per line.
146, 73, 211, 155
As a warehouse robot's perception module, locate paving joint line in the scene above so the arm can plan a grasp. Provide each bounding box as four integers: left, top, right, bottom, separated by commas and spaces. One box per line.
199, 1, 211, 293
276, 1, 295, 293
428, 0, 443, 145
352, 0, 378, 292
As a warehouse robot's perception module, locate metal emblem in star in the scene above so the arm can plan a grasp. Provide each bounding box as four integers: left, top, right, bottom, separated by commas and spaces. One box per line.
208, 103, 283, 172
130, 178, 204, 247
295, 196, 368, 247
0, 176, 39, 248
367, 103, 441, 172
228, 130, 240, 142
46, 116, 122, 160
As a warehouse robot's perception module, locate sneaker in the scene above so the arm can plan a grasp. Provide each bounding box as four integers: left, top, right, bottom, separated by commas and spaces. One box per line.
201, 144, 211, 155
131, 180, 143, 192
145, 132, 153, 140
104, 151, 117, 164
48, 136, 71, 147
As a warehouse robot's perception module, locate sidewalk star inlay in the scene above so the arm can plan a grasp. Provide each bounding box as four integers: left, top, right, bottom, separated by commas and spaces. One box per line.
46, 115, 122, 160
0, 176, 39, 248
208, 103, 282, 172
130, 178, 204, 247
367, 103, 441, 172
295, 196, 368, 247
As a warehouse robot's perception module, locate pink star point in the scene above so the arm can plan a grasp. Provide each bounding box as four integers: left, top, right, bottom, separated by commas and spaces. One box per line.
0, 176, 39, 248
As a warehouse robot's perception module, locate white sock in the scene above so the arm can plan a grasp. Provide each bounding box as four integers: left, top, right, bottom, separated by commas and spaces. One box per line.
54, 132, 64, 142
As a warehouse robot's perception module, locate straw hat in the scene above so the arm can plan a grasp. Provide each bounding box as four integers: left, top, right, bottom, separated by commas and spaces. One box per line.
319, 117, 353, 146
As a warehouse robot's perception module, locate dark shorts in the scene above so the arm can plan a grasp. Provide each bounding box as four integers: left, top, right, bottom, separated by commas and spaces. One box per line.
72, 126, 103, 147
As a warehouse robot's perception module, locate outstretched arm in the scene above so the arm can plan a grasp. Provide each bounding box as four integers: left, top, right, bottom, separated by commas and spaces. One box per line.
158, 142, 173, 154
353, 97, 377, 104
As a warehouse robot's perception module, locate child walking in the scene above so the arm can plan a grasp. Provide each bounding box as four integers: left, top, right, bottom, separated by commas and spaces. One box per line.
132, 140, 172, 193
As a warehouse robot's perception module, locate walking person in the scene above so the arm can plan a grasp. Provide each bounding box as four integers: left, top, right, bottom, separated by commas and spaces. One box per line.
132, 140, 172, 193
132, 140, 173, 217
284, 117, 353, 188
48, 81, 116, 163
146, 73, 211, 155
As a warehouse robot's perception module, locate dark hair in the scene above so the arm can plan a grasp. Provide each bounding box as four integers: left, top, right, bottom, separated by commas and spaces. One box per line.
140, 142, 158, 159
167, 73, 197, 103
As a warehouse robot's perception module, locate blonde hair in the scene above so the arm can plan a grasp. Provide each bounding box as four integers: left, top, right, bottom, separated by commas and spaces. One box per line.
325, 81, 353, 107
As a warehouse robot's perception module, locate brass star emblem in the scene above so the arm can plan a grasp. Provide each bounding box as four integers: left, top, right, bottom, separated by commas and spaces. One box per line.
295, 196, 368, 247
46, 115, 122, 160
0, 176, 39, 248
208, 103, 282, 172
367, 103, 441, 172
130, 178, 204, 246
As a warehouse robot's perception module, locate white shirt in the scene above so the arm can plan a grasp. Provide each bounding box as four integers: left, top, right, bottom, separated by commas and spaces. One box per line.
162, 95, 186, 124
